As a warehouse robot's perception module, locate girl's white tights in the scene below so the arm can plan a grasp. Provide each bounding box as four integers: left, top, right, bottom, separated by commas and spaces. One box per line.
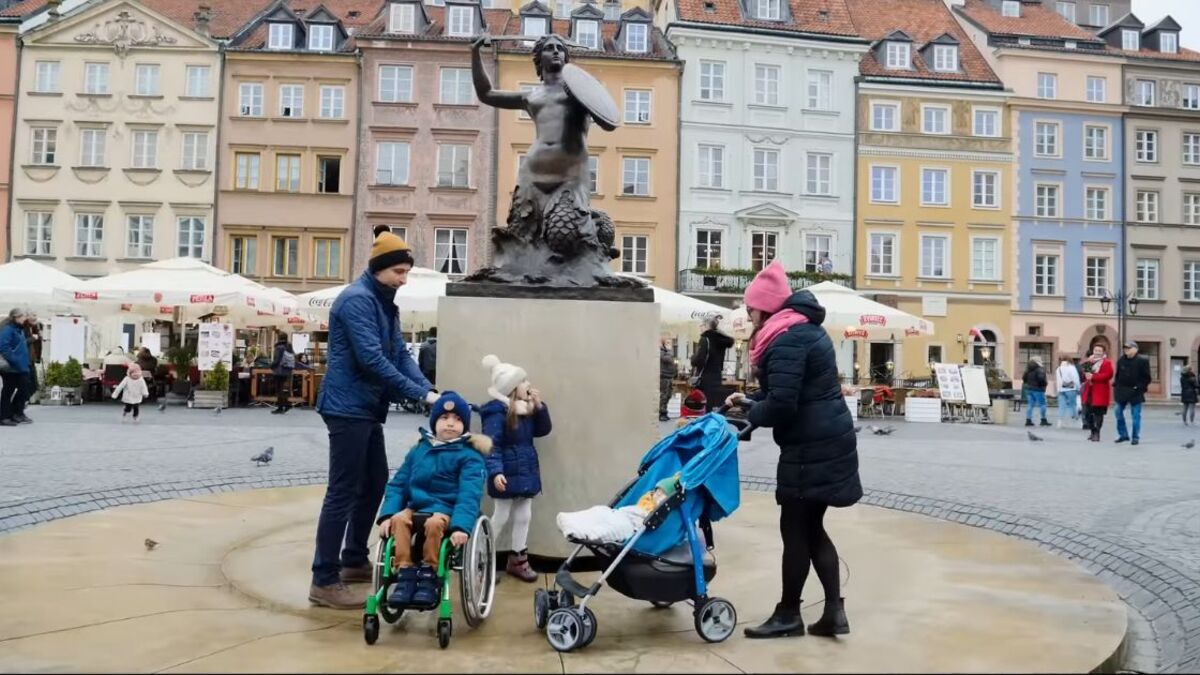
491, 498, 533, 553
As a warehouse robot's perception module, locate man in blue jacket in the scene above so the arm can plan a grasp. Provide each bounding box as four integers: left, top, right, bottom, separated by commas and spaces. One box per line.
308, 230, 439, 609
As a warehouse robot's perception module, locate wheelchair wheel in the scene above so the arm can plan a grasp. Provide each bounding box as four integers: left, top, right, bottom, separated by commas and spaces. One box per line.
545, 608, 585, 652
437, 619, 452, 649
460, 515, 497, 628
533, 588, 551, 629
362, 614, 380, 645
694, 597, 737, 643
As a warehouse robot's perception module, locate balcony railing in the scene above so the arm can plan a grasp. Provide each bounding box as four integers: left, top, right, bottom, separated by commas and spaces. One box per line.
678, 268, 853, 295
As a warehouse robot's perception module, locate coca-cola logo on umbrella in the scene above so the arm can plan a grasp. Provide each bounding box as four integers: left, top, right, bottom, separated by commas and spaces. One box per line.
860, 315, 887, 326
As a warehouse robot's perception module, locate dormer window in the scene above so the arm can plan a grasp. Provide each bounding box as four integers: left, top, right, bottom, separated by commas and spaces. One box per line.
755, 0, 781, 21
576, 19, 599, 49
268, 23, 294, 49
447, 5, 473, 36
625, 22, 648, 53
554, 0, 571, 18
604, 0, 620, 20
885, 42, 911, 69
1122, 29, 1139, 50
389, 3, 415, 32
932, 44, 958, 72
523, 16, 548, 38
1161, 32, 1178, 54
1001, 0, 1019, 18
309, 25, 334, 50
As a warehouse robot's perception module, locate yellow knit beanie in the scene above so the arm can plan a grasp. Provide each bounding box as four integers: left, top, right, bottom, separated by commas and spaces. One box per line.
369, 231, 414, 272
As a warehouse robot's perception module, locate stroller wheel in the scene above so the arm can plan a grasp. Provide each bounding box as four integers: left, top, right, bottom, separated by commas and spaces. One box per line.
556, 589, 576, 609
650, 600, 674, 609
545, 607, 585, 652
695, 597, 737, 643
580, 607, 598, 649
534, 588, 551, 629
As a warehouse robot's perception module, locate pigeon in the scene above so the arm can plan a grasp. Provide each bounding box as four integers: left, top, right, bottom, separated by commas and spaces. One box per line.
251, 446, 275, 466
144, 538, 158, 551
1027, 431, 1043, 442
1183, 440, 1195, 449
871, 425, 896, 436
157, 402, 166, 412
213, 406, 223, 415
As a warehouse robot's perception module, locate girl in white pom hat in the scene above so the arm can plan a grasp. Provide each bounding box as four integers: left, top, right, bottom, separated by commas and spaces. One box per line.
478, 354, 552, 582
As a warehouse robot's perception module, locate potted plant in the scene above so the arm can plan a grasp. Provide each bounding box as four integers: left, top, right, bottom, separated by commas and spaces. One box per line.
43, 358, 85, 406
905, 387, 943, 424
193, 361, 230, 409
164, 345, 195, 396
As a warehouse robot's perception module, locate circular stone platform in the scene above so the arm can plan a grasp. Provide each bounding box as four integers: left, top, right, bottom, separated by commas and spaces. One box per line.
0, 486, 1126, 673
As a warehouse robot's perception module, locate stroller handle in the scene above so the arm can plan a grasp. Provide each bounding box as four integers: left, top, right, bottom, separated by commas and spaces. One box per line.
716, 404, 757, 442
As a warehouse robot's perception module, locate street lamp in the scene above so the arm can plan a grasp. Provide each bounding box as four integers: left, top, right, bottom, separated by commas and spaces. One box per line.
1100, 289, 1139, 348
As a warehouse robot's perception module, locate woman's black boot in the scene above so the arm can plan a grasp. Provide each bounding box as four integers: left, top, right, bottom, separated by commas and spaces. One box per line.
807, 597, 850, 637
743, 602, 804, 639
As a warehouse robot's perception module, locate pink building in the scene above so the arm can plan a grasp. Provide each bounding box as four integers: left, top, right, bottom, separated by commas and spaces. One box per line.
0, 12, 21, 262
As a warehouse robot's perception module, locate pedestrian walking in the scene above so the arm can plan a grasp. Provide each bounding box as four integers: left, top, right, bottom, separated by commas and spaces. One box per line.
1055, 356, 1081, 427
659, 337, 678, 421
136, 347, 158, 401
112, 363, 150, 423
308, 230, 438, 610
23, 313, 42, 405
1022, 357, 1050, 427
1181, 366, 1197, 426
691, 317, 733, 413
1080, 344, 1114, 442
726, 261, 861, 640
0, 308, 32, 426
1113, 340, 1152, 446
270, 337, 300, 414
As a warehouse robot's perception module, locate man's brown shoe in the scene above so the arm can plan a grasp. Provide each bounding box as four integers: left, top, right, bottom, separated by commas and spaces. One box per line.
308, 582, 364, 610
340, 563, 372, 584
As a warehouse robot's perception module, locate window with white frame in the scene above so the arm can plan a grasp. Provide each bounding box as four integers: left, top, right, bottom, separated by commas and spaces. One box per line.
972, 170, 999, 208
695, 229, 722, 268
1185, 193, 1200, 225
389, 3, 415, 32
126, 215, 154, 259
437, 144, 470, 188
1085, 186, 1109, 220
885, 41, 910, 69
1136, 79, 1156, 106
624, 89, 652, 123
25, 212, 52, 256
379, 65, 413, 102
1136, 190, 1159, 222
622, 157, 650, 195
268, 23, 294, 49
699, 61, 725, 101
185, 65, 210, 97
871, 165, 898, 203
625, 23, 649, 53
434, 228, 468, 275
806, 153, 832, 195
522, 16, 548, 39
309, 24, 335, 51
134, 64, 160, 96
698, 145, 724, 188
319, 85, 345, 118
971, 237, 999, 280
1084, 124, 1108, 160
34, 61, 60, 93
922, 105, 949, 134
177, 217, 205, 258
576, 20, 599, 49
1034, 253, 1059, 295
587, 156, 599, 193
869, 232, 896, 276
181, 132, 208, 170
447, 6, 473, 36
1035, 184, 1060, 217
932, 44, 958, 72
1122, 28, 1139, 51
30, 127, 56, 165
376, 142, 410, 185
79, 128, 106, 167
272, 236, 299, 276
755, 0, 780, 20
921, 168, 949, 206
1184, 84, 1200, 110
1136, 258, 1159, 299
750, 231, 777, 271
1162, 32, 1179, 54
1002, 0, 1019, 16
807, 70, 832, 110
554, 0, 570, 18
1136, 129, 1158, 162
621, 235, 649, 274
604, 0, 620, 20
1037, 72, 1057, 99
84, 62, 109, 94
871, 102, 899, 131
75, 214, 103, 258
1084, 255, 1109, 297
235, 152, 260, 190
313, 238, 342, 279
1086, 76, 1106, 103
1089, 4, 1108, 26
1184, 261, 1200, 301
752, 149, 779, 192
920, 235, 949, 278
276, 154, 301, 192
1056, 1, 1075, 21
279, 84, 304, 117
239, 82, 264, 116
804, 233, 832, 273
131, 130, 157, 169
1184, 133, 1200, 165
1035, 121, 1059, 156
439, 68, 472, 104
754, 64, 780, 106
973, 108, 999, 137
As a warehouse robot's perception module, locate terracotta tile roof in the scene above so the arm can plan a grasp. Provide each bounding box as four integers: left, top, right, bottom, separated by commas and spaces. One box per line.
671, 0, 859, 38
358, 6, 512, 41
0, 0, 51, 19
140, 0, 276, 39
1108, 46, 1200, 63
227, 0, 384, 49
955, 0, 1097, 40
494, 15, 676, 60
846, 0, 999, 85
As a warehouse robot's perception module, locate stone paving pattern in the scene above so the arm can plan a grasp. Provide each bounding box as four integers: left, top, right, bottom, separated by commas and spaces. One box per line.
3, 403, 1199, 671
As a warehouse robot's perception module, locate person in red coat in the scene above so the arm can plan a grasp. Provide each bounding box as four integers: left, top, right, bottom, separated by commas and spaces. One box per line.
1080, 343, 1114, 442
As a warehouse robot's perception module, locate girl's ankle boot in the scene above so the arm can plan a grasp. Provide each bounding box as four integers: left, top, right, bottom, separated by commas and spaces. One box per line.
807, 597, 850, 637
506, 551, 538, 583
743, 602, 804, 639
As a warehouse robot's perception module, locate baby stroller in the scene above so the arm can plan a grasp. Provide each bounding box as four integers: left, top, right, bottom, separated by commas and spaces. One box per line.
534, 411, 750, 652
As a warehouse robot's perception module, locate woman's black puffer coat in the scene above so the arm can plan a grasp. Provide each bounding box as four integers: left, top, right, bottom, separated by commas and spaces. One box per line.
747, 290, 862, 508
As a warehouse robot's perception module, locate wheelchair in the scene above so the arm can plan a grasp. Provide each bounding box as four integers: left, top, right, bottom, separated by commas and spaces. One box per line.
362, 512, 496, 649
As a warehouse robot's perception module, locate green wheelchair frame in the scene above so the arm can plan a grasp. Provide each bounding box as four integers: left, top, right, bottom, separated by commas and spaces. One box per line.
362, 513, 496, 649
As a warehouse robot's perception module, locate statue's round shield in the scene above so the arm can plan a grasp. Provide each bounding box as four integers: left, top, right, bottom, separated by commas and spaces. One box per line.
562, 63, 620, 131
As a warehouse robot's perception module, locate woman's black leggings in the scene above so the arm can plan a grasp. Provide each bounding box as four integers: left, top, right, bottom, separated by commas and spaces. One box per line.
779, 500, 840, 610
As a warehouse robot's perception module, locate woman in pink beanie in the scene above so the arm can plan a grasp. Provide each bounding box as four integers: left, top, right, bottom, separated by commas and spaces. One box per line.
727, 260, 861, 641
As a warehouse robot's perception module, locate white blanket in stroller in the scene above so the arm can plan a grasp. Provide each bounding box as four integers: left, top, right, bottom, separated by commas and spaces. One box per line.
556, 505, 646, 544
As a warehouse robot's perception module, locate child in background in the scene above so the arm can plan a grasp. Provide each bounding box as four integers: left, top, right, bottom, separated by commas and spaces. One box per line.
479, 354, 552, 583
375, 392, 490, 607
112, 364, 150, 423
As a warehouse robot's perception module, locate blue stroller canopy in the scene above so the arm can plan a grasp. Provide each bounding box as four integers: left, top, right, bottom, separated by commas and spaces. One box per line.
613, 413, 741, 556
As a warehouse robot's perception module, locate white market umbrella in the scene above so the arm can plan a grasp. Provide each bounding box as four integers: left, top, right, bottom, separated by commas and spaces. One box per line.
0, 259, 86, 313
721, 282, 934, 341
296, 267, 448, 331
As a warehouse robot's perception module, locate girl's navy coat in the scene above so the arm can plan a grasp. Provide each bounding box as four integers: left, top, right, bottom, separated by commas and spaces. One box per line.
479, 400, 552, 499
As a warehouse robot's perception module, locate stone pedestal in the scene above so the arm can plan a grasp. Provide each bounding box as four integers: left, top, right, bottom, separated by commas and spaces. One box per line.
436, 293, 659, 557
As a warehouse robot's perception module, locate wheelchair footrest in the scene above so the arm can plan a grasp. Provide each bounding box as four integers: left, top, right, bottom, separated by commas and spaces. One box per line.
555, 569, 599, 599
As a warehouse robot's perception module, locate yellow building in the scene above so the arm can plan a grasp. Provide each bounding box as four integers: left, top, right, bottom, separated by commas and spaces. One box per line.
494, 4, 680, 288
847, 0, 1013, 383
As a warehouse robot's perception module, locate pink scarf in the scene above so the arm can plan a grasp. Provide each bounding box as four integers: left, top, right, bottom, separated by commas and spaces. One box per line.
750, 309, 809, 366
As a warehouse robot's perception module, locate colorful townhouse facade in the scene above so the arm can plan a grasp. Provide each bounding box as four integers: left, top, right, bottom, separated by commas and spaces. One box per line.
0, 12, 17, 262
848, 0, 1012, 383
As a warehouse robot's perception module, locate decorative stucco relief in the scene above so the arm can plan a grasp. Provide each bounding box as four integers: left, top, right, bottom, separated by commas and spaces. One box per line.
73, 11, 178, 58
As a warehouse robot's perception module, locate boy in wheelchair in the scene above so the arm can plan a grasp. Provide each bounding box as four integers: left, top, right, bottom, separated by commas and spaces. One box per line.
376, 391, 491, 607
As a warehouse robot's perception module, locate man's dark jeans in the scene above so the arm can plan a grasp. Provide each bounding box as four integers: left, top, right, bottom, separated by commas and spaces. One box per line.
311, 415, 389, 587
1, 372, 30, 420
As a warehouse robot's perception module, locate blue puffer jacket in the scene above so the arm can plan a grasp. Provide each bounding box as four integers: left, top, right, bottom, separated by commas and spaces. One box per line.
0, 323, 30, 374
377, 430, 491, 535
480, 400, 552, 499
316, 272, 432, 422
